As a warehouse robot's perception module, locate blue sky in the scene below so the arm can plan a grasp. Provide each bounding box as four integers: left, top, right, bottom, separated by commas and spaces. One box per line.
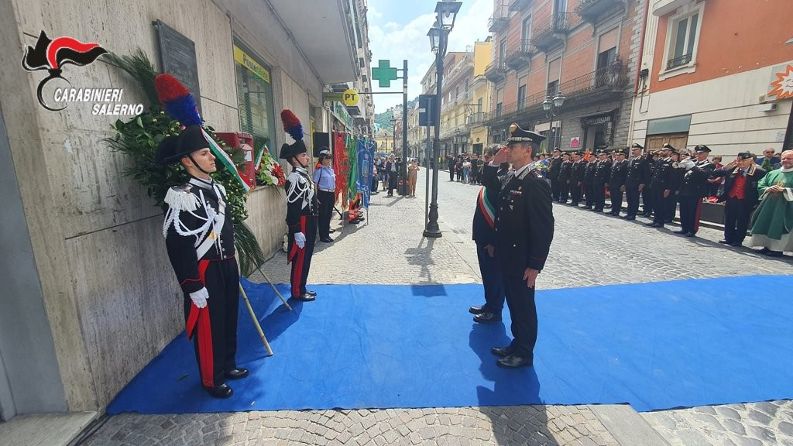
367, 0, 491, 112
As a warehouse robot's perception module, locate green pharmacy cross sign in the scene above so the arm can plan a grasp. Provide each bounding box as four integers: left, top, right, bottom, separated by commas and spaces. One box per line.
372, 59, 399, 88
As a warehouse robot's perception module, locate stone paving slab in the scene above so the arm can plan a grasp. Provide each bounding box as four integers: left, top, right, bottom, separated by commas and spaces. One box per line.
82, 171, 793, 445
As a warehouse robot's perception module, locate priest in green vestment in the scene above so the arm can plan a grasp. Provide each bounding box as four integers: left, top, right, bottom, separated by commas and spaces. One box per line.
750, 150, 793, 256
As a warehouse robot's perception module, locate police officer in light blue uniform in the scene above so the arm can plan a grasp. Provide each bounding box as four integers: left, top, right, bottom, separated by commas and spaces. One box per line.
313, 148, 336, 243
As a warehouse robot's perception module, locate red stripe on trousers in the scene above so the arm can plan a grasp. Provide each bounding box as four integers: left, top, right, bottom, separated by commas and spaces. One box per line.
291, 216, 307, 297
694, 199, 702, 233
185, 260, 215, 388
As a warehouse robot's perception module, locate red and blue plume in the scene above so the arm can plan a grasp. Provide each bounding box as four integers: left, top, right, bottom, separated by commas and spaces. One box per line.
280, 109, 303, 141
154, 73, 202, 126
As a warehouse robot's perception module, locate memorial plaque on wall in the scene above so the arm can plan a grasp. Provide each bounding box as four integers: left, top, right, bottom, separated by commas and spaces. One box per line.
153, 20, 201, 113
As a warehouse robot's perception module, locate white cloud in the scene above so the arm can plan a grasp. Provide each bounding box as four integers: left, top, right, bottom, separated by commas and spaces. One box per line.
367, 0, 491, 113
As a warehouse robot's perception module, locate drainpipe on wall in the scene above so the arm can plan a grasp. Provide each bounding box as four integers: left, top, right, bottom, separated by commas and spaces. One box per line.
627, 0, 651, 144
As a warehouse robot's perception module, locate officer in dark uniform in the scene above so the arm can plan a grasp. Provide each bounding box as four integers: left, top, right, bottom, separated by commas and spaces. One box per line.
593, 150, 612, 212
676, 145, 715, 237
157, 125, 248, 399
624, 143, 650, 220
583, 154, 598, 209
642, 149, 657, 217
469, 147, 508, 323
608, 149, 628, 216
570, 151, 586, 206
548, 149, 563, 202
558, 152, 573, 204
280, 110, 320, 301
482, 123, 554, 369
647, 144, 676, 227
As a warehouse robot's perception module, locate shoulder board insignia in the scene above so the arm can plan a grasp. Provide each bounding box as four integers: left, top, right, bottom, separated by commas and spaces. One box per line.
164, 185, 199, 212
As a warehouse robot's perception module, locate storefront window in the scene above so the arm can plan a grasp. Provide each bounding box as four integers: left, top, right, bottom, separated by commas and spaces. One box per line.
234, 42, 276, 155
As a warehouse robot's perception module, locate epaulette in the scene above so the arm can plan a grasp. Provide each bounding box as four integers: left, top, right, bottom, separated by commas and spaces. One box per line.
164, 184, 199, 212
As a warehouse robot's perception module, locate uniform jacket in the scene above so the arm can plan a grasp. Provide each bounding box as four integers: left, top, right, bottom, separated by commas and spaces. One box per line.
626, 157, 650, 187
679, 159, 715, 197
572, 160, 587, 184
584, 160, 598, 185
549, 157, 563, 181
609, 159, 628, 188
483, 164, 554, 274
472, 166, 508, 246
594, 160, 612, 185
285, 166, 318, 234
711, 165, 767, 206
163, 177, 235, 294
650, 158, 674, 190
558, 160, 573, 183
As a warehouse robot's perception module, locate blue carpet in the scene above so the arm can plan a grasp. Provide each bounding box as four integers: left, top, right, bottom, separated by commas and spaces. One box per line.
107, 275, 793, 414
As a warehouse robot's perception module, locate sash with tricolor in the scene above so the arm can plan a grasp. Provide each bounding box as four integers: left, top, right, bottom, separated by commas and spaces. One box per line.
477, 186, 496, 228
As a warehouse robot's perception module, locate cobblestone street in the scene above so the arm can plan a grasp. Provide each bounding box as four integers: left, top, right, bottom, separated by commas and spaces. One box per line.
83, 170, 793, 445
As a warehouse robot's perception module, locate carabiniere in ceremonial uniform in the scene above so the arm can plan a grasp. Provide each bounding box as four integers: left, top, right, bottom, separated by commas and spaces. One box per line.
483, 123, 554, 369
157, 124, 248, 399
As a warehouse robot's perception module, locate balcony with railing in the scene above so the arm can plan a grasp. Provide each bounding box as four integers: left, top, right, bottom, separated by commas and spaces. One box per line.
488, 3, 510, 33
466, 112, 486, 126
666, 53, 692, 70
483, 62, 629, 125
576, 0, 626, 23
531, 12, 574, 51
509, 0, 531, 11
484, 60, 508, 82
505, 40, 538, 70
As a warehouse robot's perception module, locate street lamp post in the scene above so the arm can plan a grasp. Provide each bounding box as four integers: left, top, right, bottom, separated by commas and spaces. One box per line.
542, 92, 566, 151
424, 0, 461, 239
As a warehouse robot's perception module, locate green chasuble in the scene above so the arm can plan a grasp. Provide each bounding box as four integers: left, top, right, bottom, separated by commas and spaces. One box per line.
750, 169, 793, 252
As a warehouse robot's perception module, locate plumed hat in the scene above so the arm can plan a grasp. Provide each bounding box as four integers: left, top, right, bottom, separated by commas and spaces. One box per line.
153, 74, 207, 165
279, 109, 307, 160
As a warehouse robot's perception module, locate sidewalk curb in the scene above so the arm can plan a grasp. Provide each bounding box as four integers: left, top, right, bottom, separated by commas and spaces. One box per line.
590, 405, 670, 446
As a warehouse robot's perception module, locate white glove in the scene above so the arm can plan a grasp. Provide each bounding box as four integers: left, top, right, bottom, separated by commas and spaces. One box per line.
680, 159, 696, 170
295, 232, 306, 249
189, 287, 209, 308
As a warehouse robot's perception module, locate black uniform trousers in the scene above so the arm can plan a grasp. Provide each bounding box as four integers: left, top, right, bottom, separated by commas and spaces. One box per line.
503, 273, 538, 359
559, 180, 570, 203
318, 190, 334, 239
585, 183, 595, 208
289, 215, 317, 297
610, 187, 624, 215
550, 178, 560, 202
626, 185, 641, 217
593, 184, 606, 211
653, 188, 670, 225
183, 257, 239, 388
665, 194, 678, 223
724, 197, 753, 244
642, 186, 654, 215
570, 182, 582, 205
678, 195, 703, 234
476, 244, 505, 313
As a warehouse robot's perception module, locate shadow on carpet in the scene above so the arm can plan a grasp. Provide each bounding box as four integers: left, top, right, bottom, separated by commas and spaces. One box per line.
107, 275, 793, 414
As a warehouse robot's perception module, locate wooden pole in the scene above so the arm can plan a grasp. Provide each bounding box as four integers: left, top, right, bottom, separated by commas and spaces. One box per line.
239, 283, 273, 356
255, 265, 292, 311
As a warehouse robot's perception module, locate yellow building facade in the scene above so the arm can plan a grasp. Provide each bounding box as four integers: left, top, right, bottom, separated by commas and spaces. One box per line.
468, 39, 493, 154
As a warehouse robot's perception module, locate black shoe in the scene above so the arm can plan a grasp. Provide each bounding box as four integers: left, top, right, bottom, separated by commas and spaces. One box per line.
645, 222, 656, 227
674, 230, 687, 234
651, 223, 664, 228
719, 239, 731, 244
206, 383, 233, 399
497, 354, 533, 369
490, 345, 515, 357
320, 237, 334, 243
729, 242, 743, 248
610, 212, 620, 217
225, 368, 249, 380
623, 215, 636, 221
304, 290, 317, 296
685, 232, 696, 238
473, 312, 502, 323
468, 305, 487, 315
291, 294, 316, 301
763, 249, 783, 257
